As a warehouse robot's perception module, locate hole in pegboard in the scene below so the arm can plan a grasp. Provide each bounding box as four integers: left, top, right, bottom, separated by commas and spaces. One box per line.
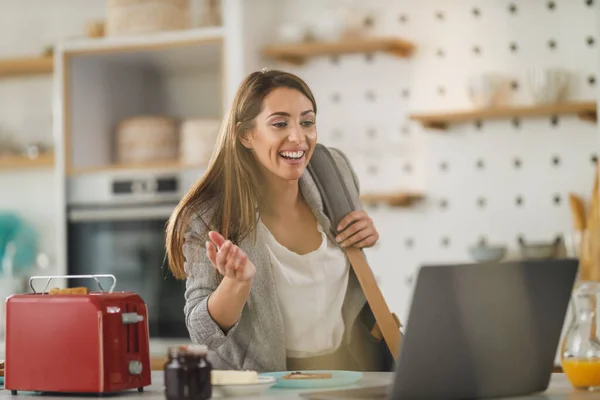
364, 53, 374, 62
587, 36, 596, 47
439, 161, 449, 172
510, 42, 518, 52
365, 90, 376, 102
331, 93, 341, 103
472, 45, 482, 55
515, 195, 524, 207
513, 157, 522, 169
367, 164, 378, 175
476, 159, 485, 170
511, 80, 519, 91
439, 198, 449, 209
437, 86, 446, 96
367, 128, 377, 138
405, 238, 414, 248
587, 0, 595, 6
401, 124, 410, 135
474, 120, 484, 130
591, 153, 598, 164
478, 236, 488, 246
402, 88, 410, 98
435, 10, 445, 21
403, 163, 412, 173
477, 197, 486, 208
553, 194, 562, 206
363, 15, 375, 28
398, 14, 409, 24
436, 48, 445, 58
441, 237, 451, 248
552, 155, 561, 167
550, 115, 559, 126
548, 39, 557, 50
589, 75, 596, 86
508, 3, 518, 14
512, 117, 521, 128
472, 7, 481, 17
330, 55, 340, 65
547, 0, 556, 10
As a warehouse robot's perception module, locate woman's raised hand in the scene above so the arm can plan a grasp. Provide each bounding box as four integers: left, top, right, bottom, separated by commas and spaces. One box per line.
206, 231, 256, 282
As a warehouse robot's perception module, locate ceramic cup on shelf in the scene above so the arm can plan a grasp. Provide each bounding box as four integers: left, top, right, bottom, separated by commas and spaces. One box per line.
526, 68, 570, 104
466, 73, 507, 108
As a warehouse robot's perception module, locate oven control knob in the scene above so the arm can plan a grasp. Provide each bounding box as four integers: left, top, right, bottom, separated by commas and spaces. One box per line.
129, 360, 143, 375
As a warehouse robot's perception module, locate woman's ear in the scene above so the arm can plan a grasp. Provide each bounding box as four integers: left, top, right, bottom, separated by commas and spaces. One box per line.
238, 122, 253, 149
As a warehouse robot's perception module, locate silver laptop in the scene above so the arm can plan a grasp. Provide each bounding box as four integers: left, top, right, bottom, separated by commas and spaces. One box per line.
304, 258, 578, 400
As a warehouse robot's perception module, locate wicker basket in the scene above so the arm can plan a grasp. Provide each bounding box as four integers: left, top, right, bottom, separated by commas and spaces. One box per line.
115, 116, 179, 164
106, 0, 191, 36
179, 118, 221, 165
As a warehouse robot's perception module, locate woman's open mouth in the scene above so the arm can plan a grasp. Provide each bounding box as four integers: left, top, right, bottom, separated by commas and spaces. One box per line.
279, 150, 305, 160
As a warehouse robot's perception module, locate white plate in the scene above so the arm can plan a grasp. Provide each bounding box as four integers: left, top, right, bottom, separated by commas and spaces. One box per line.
213, 376, 277, 397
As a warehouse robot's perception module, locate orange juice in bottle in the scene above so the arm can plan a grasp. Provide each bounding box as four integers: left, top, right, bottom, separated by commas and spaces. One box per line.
561, 281, 600, 390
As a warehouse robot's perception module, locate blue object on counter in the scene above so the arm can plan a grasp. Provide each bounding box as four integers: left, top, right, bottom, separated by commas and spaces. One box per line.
260, 370, 364, 389
0, 212, 38, 276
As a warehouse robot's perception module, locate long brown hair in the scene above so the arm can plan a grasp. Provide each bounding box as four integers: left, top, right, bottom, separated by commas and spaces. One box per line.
165, 69, 318, 279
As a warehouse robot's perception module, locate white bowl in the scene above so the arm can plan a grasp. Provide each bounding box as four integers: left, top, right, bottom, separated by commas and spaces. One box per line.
213, 376, 277, 397
526, 68, 570, 104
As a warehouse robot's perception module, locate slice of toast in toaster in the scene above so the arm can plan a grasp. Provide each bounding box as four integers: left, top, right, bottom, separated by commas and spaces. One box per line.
49, 287, 89, 295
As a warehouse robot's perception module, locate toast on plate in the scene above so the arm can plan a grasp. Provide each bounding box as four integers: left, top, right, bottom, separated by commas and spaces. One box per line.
281, 372, 333, 380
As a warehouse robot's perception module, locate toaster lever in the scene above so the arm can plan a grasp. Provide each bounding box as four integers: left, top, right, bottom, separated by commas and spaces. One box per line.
122, 312, 144, 324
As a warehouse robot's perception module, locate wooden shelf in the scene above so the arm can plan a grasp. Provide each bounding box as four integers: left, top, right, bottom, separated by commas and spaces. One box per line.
409, 101, 597, 130
0, 153, 54, 170
68, 161, 207, 175
263, 37, 415, 65
360, 192, 424, 207
0, 56, 53, 77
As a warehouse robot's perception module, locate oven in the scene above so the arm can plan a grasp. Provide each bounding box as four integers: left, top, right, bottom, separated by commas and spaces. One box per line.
66, 171, 194, 339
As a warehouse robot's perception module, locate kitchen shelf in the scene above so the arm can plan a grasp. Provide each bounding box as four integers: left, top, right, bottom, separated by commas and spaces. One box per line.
0, 56, 53, 77
0, 153, 54, 170
62, 27, 224, 56
409, 101, 598, 130
68, 161, 207, 175
262, 37, 415, 65
360, 192, 424, 207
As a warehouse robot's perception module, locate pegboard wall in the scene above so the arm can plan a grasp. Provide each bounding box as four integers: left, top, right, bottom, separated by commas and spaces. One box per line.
258, 0, 600, 319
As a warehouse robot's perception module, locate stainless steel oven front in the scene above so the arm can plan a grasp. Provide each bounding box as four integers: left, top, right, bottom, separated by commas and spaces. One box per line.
66, 171, 192, 339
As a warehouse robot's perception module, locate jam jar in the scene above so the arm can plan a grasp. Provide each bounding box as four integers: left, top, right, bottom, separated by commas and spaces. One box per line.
164, 345, 212, 400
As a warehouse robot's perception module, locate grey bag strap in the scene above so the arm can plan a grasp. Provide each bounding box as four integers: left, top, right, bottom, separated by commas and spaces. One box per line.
306, 144, 402, 361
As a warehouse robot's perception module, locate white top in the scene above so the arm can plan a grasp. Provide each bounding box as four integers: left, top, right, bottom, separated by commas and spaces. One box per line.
259, 221, 350, 359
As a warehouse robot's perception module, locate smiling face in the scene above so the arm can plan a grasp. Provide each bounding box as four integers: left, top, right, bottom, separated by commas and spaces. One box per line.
240, 87, 317, 182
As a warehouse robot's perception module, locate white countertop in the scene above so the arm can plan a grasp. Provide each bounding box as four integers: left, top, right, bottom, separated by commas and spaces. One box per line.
0, 371, 595, 399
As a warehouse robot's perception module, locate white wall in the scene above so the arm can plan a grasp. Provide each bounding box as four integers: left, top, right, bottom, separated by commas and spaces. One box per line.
245, 0, 600, 320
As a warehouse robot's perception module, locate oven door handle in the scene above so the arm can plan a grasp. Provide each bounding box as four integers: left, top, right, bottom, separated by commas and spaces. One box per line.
68, 205, 176, 222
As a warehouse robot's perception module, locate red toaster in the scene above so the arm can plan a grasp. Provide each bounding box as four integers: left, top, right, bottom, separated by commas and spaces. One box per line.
5, 274, 152, 394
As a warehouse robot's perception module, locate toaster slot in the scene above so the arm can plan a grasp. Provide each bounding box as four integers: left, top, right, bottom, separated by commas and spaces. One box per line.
123, 304, 141, 354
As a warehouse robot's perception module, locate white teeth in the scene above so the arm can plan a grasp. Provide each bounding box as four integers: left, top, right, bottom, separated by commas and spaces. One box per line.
280, 150, 305, 159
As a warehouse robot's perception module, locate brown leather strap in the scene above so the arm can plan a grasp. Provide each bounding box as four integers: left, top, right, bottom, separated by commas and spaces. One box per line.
345, 246, 402, 360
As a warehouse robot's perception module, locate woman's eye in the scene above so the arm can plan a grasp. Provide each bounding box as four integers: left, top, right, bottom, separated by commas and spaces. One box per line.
301, 120, 315, 127
272, 122, 287, 128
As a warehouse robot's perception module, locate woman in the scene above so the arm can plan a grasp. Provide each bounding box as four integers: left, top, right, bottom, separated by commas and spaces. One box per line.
165, 69, 396, 373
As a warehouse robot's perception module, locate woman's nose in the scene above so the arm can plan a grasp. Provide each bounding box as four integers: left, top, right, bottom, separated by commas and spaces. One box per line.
288, 124, 305, 143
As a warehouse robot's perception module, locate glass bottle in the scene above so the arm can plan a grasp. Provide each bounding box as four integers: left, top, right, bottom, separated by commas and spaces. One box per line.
164, 346, 187, 400
186, 345, 212, 400
561, 281, 600, 391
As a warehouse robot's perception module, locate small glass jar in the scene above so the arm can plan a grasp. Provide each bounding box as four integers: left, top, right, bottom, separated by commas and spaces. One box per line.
186, 345, 212, 400
163, 345, 212, 400
164, 346, 187, 400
